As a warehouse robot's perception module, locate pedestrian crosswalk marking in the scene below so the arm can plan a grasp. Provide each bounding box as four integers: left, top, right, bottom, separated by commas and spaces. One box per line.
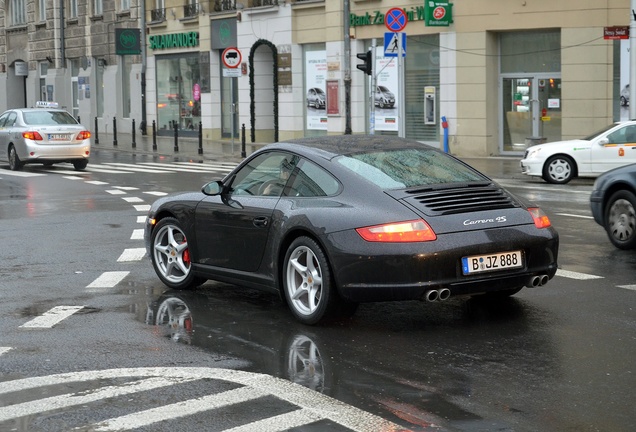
19, 306, 85, 328
117, 248, 146, 262
0, 368, 402, 431
86, 271, 130, 288
556, 269, 603, 280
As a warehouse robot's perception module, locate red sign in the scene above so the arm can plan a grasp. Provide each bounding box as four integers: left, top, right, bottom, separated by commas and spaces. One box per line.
221, 47, 242, 68
604, 26, 629, 40
433, 6, 446, 20
385, 8, 408, 33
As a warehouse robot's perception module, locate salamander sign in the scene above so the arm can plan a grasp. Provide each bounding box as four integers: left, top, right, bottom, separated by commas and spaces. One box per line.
149, 32, 199, 50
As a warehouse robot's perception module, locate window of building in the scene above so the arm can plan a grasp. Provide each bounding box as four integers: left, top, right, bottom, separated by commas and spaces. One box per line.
10, 0, 27, 25
121, 0, 130, 11
71, 59, 80, 118
94, 0, 103, 15
38, 0, 46, 22
69, 0, 78, 19
155, 54, 201, 135
500, 30, 561, 73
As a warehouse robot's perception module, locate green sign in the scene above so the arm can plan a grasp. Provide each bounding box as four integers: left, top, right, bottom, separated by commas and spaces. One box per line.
149, 32, 199, 50
115, 29, 141, 55
424, 1, 453, 27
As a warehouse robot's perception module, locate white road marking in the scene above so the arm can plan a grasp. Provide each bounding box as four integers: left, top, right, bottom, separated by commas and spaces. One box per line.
63, 176, 84, 180
174, 161, 237, 169
143, 191, 168, 196
85, 180, 109, 185
86, 166, 135, 174
90, 386, 269, 431
105, 189, 126, 195
86, 271, 130, 288
19, 306, 85, 328
223, 408, 322, 432
556, 269, 603, 280
134, 204, 151, 212
113, 186, 139, 190
134, 162, 217, 173
122, 196, 144, 203
137, 216, 146, 223
0, 170, 46, 177
44, 169, 87, 175
100, 162, 174, 173
0, 347, 12, 356
617, 284, 636, 291
131, 229, 144, 240
0, 368, 401, 432
555, 213, 594, 219
117, 248, 146, 262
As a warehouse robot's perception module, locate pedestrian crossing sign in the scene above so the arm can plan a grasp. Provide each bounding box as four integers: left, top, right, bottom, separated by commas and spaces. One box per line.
384, 32, 406, 57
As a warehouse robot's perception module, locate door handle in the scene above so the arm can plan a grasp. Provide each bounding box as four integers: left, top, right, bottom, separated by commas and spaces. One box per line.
253, 216, 269, 227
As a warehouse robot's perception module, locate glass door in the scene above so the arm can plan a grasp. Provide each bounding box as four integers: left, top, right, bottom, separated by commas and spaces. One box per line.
501, 75, 561, 153
221, 73, 238, 139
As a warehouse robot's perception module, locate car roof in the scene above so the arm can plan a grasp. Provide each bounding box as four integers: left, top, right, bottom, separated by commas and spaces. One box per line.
264, 135, 436, 159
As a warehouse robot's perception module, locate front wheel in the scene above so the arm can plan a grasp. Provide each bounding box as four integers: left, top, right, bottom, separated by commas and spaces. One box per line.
8, 146, 23, 171
542, 155, 576, 184
283, 237, 341, 325
150, 217, 205, 290
604, 190, 636, 249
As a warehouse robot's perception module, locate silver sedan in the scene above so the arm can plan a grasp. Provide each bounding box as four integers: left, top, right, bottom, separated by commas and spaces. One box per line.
0, 103, 91, 171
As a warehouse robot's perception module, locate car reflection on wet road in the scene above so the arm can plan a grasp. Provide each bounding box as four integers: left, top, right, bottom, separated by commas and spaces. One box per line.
139, 282, 567, 431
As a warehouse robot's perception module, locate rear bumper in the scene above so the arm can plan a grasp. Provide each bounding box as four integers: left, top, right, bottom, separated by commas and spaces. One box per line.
22, 141, 91, 161
326, 225, 559, 302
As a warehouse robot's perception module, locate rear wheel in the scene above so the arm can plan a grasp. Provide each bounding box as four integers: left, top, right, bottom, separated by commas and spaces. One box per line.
151, 217, 205, 290
73, 159, 88, 170
283, 237, 344, 325
8, 145, 23, 171
604, 190, 636, 249
542, 155, 575, 184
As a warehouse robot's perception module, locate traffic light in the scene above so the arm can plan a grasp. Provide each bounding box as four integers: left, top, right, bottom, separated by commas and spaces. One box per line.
356, 50, 372, 76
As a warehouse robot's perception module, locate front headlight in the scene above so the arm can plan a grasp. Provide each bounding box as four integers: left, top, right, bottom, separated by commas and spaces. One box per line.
526, 147, 543, 159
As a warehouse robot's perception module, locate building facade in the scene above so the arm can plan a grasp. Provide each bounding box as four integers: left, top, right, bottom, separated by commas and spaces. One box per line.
0, 1, 631, 157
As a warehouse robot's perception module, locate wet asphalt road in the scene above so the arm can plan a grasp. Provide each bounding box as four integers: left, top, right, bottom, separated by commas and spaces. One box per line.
0, 144, 634, 432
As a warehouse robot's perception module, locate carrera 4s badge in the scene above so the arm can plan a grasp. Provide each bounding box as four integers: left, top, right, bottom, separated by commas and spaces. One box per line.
463, 216, 507, 226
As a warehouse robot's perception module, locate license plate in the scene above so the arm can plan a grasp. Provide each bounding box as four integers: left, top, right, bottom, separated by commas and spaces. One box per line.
462, 250, 523, 275
48, 134, 70, 141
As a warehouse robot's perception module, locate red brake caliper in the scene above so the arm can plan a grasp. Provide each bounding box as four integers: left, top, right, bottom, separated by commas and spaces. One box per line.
181, 240, 190, 266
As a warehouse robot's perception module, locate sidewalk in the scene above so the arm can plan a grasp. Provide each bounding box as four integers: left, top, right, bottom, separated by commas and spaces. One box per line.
92, 132, 524, 180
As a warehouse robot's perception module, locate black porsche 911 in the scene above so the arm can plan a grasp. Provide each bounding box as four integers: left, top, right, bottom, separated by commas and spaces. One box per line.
144, 135, 559, 325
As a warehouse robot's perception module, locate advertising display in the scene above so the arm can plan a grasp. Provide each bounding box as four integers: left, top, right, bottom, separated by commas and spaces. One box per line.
305, 51, 327, 130
374, 46, 399, 132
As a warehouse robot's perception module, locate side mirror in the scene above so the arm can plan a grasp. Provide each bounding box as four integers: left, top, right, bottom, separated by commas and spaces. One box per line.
202, 180, 224, 196
598, 138, 609, 145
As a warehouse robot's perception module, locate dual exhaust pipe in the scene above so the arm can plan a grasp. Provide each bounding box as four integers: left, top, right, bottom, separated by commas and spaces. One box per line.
526, 274, 549, 288
424, 288, 451, 302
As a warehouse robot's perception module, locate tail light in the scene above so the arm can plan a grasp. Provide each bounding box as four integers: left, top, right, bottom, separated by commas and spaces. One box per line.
76, 131, 91, 140
22, 131, 43, 140
356, 219, 437, 242
528, 208, 552, 228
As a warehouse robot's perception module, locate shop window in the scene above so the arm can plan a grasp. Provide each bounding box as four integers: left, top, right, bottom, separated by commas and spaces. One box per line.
500, 30, 560, 74
155, 54, 201, 134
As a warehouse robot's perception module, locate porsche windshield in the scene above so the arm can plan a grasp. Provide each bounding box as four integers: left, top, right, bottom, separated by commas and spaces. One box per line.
335, 148, 487, 189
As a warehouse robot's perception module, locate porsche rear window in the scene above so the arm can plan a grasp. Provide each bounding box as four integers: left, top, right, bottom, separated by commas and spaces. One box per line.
335, 148, 486, 189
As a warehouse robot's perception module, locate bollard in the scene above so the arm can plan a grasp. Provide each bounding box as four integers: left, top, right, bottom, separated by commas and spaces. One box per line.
241, 123, 246, 158
442, 116, 449, 153
132, 119, 136, 148
113, 117, 118, 147
173, 122, 179, 152
94, 117, 99, 144
198, 122, 203, 155
152, 120, 157, 151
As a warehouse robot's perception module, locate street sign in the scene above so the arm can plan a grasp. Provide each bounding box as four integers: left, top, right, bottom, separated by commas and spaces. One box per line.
223, 68, 242, 77
385, 8, 408, 33
384, 32, 406, 57
222, 47, 241, 68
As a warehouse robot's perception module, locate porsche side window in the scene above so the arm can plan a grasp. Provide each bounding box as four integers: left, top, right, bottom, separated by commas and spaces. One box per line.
286, 160, 339, 197
230, 152, 298, 196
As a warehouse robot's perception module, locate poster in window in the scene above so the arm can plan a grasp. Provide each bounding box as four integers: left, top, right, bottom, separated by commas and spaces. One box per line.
305, 51, 327, 130
374, 46, 399, 132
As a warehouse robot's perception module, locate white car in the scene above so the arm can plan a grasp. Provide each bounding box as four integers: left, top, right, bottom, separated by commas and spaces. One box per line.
520, 121, 636, 184
0, 101, 91, 171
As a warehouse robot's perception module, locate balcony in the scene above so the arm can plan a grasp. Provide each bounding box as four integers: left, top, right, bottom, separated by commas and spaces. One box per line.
252, 0, 279, 5
183, 3, 200, 18
213, 0, 236, 11
150, 8, 166, 22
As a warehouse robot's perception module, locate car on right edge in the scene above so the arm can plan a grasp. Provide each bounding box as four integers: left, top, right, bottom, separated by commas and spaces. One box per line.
590, 163, 636, 249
